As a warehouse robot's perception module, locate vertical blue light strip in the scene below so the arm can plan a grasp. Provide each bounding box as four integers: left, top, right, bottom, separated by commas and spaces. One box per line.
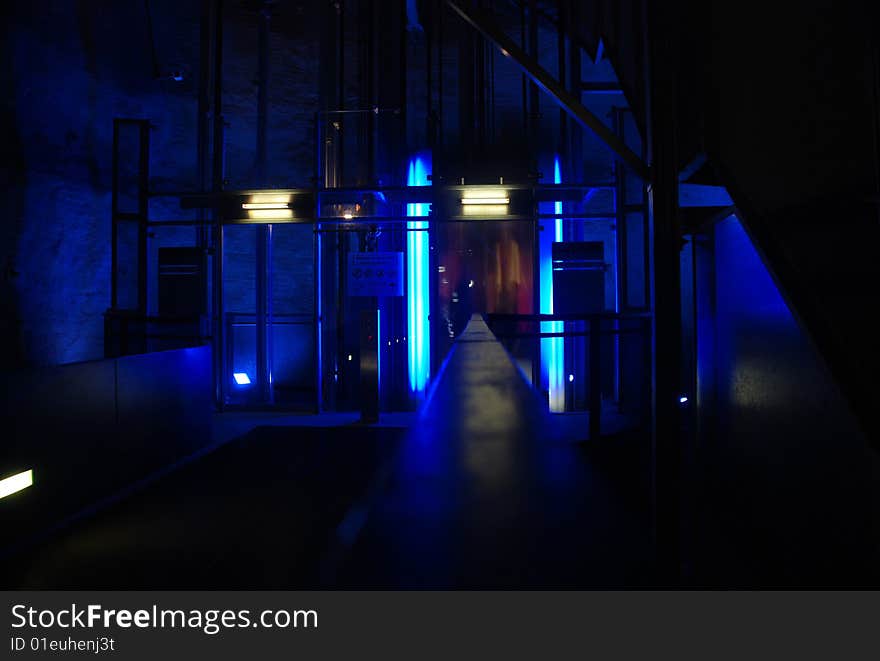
406, 153, 431, 395
540, 157, 565, 412
376, 307, 381, 393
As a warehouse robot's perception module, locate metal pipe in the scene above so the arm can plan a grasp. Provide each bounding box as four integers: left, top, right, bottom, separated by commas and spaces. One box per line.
646, 0, 683, 583
426, 0, 434, 146
255, 3, 270, 186
111, 121, 119, 310
613, 109, 628, 310
138, 122, 150, 316
211, 0, 225, 409
519, 0, 527, 133
197, 0, 211, 251
255, 2, 271, 403
437, 0, 444, 145
557, 0, 567, 156
589, 317, 602, 440
528, 0, 538, 141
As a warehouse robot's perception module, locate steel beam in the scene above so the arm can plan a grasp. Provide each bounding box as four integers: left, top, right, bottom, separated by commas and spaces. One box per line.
446, 0, 649, 180
580, 81, 623, 93
678, 183, 733, 207
647, 0, 683, 583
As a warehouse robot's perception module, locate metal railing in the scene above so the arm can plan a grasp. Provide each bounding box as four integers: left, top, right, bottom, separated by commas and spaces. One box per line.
487, 312, 651, 440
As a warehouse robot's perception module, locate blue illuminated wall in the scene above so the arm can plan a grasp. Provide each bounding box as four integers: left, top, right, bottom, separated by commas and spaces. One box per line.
2, 3, 319, 368
695, 214, 880, 585
406, 153, 431, 396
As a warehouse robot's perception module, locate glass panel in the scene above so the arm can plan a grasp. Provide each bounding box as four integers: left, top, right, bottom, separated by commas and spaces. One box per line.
223, 225, 257, 404
436, 219, 535, 359
271, 224, 315, 408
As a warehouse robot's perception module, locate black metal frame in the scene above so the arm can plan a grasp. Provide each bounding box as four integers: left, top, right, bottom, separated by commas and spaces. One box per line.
106, 0, 659, 422
487, 311, 652, 440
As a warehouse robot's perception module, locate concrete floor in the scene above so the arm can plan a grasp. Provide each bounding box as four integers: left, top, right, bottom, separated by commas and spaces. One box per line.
3, 317, 654, 589
332, 317, 654, 587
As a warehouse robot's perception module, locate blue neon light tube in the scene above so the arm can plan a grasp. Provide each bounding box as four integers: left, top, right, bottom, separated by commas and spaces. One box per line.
406, 154, 431, 395
540, 156, 565, 411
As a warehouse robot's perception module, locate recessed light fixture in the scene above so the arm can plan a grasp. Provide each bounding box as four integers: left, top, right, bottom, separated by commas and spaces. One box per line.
233, 372, 251, 385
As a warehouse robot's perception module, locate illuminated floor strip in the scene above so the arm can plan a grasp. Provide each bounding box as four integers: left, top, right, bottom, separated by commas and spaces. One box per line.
0, 469, 33, 499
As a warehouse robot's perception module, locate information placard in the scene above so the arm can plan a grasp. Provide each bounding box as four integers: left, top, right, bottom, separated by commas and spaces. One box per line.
347, 252, 405, 297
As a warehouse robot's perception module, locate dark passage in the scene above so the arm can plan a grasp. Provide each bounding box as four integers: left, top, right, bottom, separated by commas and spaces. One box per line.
2, 317, 651, 589
333, 316, 653, 587
2, 426, 403, 589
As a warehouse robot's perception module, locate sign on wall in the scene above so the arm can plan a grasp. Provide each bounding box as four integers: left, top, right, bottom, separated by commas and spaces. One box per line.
347, 252, 405, 297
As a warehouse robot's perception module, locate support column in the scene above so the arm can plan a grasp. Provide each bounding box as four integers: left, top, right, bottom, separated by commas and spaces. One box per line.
255, 2, 272, 404
647, 0, 683, 582
211, 0, 226, 409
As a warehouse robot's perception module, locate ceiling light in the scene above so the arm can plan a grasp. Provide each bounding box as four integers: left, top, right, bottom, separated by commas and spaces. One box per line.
242, 202, 290, 210
460, 196, 509, 205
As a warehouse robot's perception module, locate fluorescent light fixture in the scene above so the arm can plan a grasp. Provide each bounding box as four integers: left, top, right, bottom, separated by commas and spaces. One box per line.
461, 196, 509, 205
244, 194, 293, 220
247, 209, 293, 220
0, 469, 33, 500
407, 154, 431, 396
233, 372, 251, 385
242, 202, 290, 210
462, 204, 509, 216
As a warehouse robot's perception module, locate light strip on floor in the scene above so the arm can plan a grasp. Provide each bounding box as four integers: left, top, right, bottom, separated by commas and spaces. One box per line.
0, 469, 33, 499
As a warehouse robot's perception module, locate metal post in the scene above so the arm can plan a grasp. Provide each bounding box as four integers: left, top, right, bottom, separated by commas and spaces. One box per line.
528, 0, 539, 143
255, 2, 271, 404
557, 0, 567, 159
614, 109, 629, 310
359, 308, 379, 423
111, 121, 119, 310
197, 0, 211, 253
589, 316, 602, 440
211, 0, 226, 409
612, 109, 627, 407
137, 121, 150, 316
256, 225, 269, 402
647, 0, 683, 583
255, 3, 269, 186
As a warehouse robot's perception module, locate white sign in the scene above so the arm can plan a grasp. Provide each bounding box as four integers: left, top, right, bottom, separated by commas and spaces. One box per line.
347, 252, 404, 297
